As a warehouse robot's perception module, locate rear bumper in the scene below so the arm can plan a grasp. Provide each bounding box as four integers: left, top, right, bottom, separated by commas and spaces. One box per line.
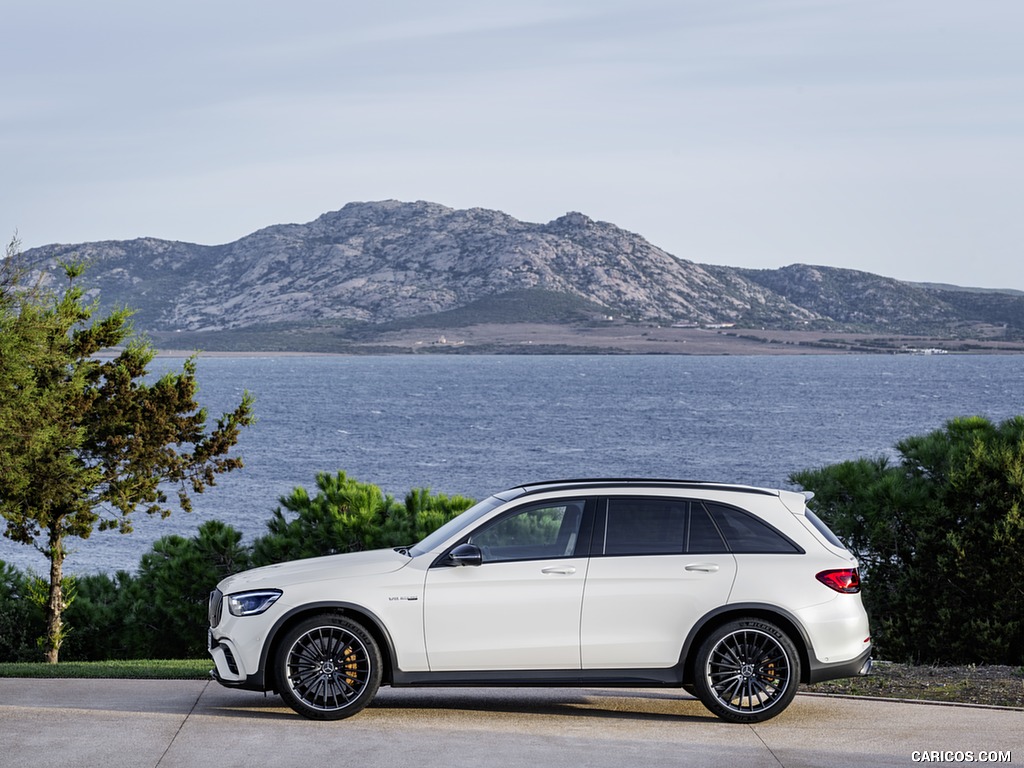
806, 645, 873, 684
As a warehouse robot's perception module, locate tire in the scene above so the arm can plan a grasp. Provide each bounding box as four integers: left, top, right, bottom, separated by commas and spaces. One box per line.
692, 619, 800, 723
276, 614, 382, 720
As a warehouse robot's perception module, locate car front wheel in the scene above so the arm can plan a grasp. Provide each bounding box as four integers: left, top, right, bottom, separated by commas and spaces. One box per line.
276, 614, 382, 720
692, 618, 800, 723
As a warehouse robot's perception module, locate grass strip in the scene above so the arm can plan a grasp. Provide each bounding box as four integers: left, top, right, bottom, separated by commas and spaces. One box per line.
0, 658, 210, 680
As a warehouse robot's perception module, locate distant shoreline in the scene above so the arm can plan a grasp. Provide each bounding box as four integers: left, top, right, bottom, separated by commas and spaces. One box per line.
146, 325, 1024, 357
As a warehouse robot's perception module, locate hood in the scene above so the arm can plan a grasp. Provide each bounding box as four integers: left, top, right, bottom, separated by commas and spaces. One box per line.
217, 547, 411, 592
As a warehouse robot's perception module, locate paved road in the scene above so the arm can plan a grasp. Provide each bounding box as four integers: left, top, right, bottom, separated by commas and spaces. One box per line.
1, 679, 1021, 768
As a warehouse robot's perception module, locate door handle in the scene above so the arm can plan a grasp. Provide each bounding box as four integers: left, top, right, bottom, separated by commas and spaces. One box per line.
541, 566, 577, 575
685, 563, 720, 573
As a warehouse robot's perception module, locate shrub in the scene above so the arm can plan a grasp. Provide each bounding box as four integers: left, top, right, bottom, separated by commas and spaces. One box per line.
791, 415, 1024, 664
0, 561, 44, 662
2, 471, 478, 661
251, 471, 474, 566
60, 571, 135, 661
129, 520, 251, 658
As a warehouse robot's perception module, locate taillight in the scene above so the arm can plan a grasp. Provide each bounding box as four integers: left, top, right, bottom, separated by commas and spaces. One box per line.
816, 568, 861, 593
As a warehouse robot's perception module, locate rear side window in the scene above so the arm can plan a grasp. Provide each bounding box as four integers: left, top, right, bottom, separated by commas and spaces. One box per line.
604, 498, 687, 555
601, 498, 730, 555
704, 503, 802, 554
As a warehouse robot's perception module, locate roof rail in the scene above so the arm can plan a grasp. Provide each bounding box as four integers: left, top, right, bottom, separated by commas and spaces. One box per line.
512, 478, 776, 496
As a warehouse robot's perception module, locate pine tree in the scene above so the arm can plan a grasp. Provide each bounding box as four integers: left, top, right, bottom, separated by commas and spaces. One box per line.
0, 252, 254, 662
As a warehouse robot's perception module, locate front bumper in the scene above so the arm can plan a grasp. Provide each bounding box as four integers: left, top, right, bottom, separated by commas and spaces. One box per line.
209, 630, 267, 691
208, 667, 266, 692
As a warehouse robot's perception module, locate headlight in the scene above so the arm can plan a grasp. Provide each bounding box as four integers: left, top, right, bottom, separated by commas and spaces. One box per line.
227, 589, 283, 617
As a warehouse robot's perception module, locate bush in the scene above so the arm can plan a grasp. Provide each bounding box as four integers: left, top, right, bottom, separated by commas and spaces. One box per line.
60, 571, 135, 661
791, 415, 1024, 665
0, 471, 474, 662
0, 561, 44, 662
394, 486, 477, 545
130, 520, 251, 658
251, 471, 474, 566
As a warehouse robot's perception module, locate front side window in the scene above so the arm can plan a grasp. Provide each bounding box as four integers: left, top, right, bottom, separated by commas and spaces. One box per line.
469, 501, 584, 562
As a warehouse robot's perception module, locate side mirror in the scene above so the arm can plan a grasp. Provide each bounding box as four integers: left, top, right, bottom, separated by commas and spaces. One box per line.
447, 543, 483, 567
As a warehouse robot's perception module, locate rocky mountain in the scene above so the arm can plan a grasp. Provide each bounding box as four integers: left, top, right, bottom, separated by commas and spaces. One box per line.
20, 200, 1024, 348
731, 264, 1024, 337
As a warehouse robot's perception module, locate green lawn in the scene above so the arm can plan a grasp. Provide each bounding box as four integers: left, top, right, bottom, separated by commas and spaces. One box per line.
0, 659, 210, 679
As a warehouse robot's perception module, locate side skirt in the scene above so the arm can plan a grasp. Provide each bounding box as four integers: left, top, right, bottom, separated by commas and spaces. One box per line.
391, 667, 685, 689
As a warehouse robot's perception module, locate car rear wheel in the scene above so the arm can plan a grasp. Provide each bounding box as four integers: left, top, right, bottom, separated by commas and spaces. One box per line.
276, 615, 382, 720
692, 619, 800, 723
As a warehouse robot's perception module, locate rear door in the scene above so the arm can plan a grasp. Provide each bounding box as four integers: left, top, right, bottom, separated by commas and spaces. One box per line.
580, 496, 737, 669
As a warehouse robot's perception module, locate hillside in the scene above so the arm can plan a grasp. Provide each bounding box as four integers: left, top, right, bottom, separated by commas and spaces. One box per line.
20, 200, 1024, 352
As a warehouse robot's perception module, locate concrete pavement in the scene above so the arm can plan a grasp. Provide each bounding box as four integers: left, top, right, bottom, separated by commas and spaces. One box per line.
1, 678, 1021, 768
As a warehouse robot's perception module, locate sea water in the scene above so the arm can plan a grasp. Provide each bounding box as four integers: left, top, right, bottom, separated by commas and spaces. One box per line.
3, 354, 1021, 575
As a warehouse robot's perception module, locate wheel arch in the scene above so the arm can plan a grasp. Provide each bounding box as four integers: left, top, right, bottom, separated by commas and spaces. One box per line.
680, 603, 814, 686
260, 601, 399, 693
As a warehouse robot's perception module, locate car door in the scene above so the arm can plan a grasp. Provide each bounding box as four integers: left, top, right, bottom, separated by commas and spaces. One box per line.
580, 496, 737, 669
422, 498, 590, 671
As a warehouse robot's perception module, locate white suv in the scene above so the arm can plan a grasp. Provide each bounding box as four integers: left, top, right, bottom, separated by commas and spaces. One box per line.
208, 480, 871, 723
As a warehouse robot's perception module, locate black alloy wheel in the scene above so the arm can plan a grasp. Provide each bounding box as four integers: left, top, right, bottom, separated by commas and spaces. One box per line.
276, 615, 382, 720
693, 619, 800, 723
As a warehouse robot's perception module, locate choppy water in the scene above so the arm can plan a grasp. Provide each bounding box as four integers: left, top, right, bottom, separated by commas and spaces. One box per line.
3, 354, 1022, 574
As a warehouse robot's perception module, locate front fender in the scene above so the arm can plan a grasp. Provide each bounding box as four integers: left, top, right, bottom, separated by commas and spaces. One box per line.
258, 601, 400, 691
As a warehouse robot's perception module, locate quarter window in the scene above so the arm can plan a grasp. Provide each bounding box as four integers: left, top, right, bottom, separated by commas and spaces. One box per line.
804, 508, 848, 550
704, 503, 801, 553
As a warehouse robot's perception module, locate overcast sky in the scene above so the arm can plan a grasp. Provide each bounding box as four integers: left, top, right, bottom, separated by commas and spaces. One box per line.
3, 0, 1022, 289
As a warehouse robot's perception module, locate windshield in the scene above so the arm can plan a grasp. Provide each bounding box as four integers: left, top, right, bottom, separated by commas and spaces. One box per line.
408, 493, 512, 557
